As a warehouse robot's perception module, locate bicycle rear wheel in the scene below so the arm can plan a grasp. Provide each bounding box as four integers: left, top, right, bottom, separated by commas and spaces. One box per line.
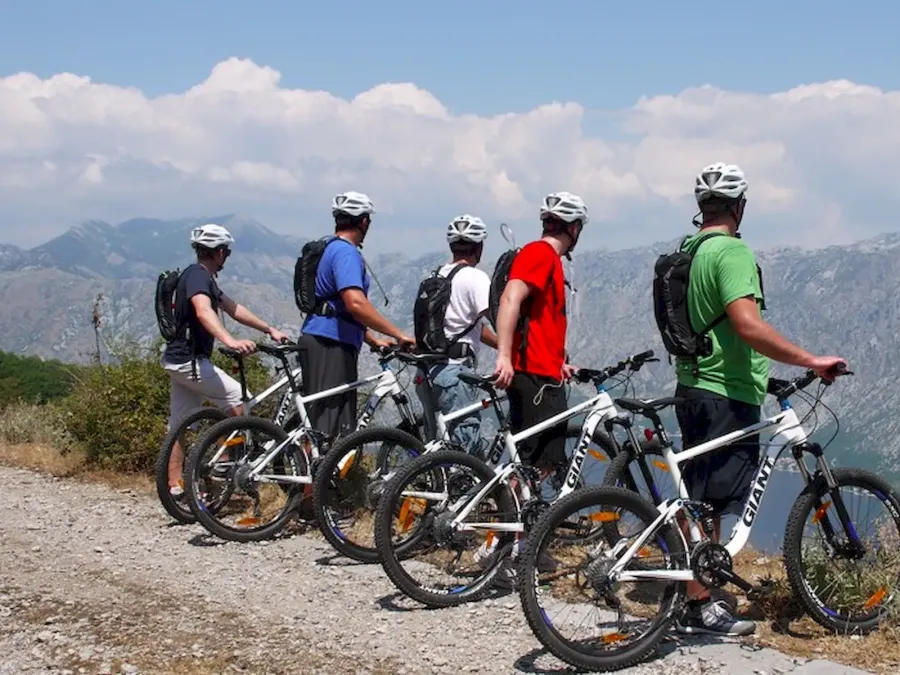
373, 449, 517, 608
784, 467, 900, 634
518, 486, 686, 672
155, 406, 227, 524
184, 416, 307, 542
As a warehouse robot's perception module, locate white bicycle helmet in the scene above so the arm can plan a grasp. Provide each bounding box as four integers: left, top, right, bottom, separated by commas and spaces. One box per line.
539, 191, 589, 225
446, 214, 488, 244
694, 162, 748, 203
332, 191, 375, 217
190, 223, 234, 249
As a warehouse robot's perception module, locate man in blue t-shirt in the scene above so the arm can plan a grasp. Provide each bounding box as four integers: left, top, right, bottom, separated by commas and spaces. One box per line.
297, 191, 415, 438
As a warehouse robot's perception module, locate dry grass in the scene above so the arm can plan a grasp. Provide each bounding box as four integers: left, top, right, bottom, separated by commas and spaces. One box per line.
729, 548, 900, 675
0, 442, 154, 494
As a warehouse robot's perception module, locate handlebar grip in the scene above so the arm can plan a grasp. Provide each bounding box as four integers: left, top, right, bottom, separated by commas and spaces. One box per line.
829, 362, 850, 376
633, 350, 655, 362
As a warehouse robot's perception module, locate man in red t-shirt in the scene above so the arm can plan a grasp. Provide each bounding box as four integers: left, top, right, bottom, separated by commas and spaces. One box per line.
493, 191, 588, 475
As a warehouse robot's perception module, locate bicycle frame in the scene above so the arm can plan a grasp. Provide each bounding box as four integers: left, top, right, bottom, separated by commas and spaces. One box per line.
205, 359, 414, 486
609, 401, 812, 582
243, 366, 303, 427
422, 391, 510, 452
243, 362, 413, 482
417, 382, 622, 535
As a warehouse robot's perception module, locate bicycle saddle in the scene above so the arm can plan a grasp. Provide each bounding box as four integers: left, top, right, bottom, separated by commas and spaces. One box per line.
615, 396, 684, 415
256, 342, 303, 356
217, 346, 244, 359
394, 351, 450, 366
457, 372, 499, 389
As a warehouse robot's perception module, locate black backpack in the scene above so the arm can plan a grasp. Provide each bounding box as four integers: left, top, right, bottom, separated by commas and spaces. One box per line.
413, 263, 481, 355
653, 232, 765, 370
293, 236, 339, 316
155, 269, 183, 342
487, 247, 558, 365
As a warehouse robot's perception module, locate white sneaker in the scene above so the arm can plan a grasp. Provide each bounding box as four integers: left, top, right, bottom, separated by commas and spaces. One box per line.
675, 599, 756, 637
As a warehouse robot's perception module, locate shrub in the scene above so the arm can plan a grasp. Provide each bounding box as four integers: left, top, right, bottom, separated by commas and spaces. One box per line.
0, 401, 74, 450
0, 350, 83, 408
59, 340, 276, 472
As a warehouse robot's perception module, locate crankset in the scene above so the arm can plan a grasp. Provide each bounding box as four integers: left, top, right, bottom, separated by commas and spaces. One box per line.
691, 541, 756, 595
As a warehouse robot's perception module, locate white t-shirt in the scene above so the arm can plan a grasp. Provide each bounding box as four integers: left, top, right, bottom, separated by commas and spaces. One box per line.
437, 262, 492, 365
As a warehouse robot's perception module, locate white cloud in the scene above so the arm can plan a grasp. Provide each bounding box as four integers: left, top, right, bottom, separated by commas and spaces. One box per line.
1, 57, 899, 252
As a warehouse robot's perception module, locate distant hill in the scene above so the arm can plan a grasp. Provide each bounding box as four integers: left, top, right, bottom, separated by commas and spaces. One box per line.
1, 214, 899, 478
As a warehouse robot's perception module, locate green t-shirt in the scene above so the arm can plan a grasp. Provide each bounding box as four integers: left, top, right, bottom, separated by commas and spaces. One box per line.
675, 231, 769, 406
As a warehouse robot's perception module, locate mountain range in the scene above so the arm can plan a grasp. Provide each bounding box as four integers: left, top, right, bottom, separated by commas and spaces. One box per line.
2, 215, 899, 479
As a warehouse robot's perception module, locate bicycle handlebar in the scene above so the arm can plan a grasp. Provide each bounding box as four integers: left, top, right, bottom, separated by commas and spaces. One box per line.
767, 362, 853, 400
573, 349, 658, 385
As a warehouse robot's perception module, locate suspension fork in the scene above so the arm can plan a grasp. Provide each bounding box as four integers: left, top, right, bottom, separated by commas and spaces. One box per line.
794, 442, 863, 550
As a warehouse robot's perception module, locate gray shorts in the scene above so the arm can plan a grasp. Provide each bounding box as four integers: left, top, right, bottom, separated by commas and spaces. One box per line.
163, 357, 247, 428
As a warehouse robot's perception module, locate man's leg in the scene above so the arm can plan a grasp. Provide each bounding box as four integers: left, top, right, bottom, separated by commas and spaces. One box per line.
431, 362, 483, 457
297, 334, 357, 439
165, 359, 246, 491
414, 368, 439, 443
673, 384, 757, 637
512, 373, 568, 478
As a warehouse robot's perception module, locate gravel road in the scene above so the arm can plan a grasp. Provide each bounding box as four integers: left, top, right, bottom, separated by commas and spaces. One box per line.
0, 464, 874, 675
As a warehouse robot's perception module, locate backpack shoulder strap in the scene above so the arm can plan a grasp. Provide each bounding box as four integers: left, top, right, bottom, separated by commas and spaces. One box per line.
443, 262, 482, 348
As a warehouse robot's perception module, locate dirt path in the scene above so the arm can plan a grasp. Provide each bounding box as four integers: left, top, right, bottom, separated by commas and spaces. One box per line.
0, 464, 875, 674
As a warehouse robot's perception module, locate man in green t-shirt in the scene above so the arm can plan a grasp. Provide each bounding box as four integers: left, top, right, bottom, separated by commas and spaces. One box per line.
672, 162, 847, 638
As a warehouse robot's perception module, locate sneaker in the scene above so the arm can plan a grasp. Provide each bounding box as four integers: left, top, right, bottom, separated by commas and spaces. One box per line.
675, 599, 756, 637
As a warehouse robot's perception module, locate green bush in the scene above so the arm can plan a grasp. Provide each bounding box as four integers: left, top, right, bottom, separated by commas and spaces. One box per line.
0, 350, 82, 408
59, 342, 276, 472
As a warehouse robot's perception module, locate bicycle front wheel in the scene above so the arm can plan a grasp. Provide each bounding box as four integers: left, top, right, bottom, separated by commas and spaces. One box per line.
312, 425, 426, 563
784, 467, 900, 634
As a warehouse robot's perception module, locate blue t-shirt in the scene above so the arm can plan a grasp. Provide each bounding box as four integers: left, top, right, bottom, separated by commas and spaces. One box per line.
301, 236, 370, 351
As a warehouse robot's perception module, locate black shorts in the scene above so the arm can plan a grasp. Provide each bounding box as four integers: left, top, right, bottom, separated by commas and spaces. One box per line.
674, 384, 761, 517
507, 372, 568, 470
296, 333, 359, 439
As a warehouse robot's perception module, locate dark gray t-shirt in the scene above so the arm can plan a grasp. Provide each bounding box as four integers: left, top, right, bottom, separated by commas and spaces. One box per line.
163, 263, 223, 364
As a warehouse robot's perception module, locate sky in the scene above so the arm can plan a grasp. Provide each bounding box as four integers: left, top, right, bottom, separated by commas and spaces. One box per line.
1, 0, 899, 256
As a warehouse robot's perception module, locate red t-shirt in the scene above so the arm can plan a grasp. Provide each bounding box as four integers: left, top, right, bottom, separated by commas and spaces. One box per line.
508, 240, 566, 379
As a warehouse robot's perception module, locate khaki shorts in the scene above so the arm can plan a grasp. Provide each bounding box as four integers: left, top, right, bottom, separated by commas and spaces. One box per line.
163, 357, 248, 428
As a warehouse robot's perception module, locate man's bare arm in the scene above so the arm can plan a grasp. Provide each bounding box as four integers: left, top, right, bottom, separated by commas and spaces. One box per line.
495, 280, 529, 360
726, 297, 816, 367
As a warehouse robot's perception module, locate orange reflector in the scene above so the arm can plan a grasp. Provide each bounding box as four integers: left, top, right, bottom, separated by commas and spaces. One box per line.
588, 450, 608, 462
864, 588, 887, 611
223, 436, 245, 447
339, 453, 357, 479
590, 511, 620, 523
812, 501, 832, 524
236, 517, 260, 526
397, 497, 427, 533
601, 632, 627, 644
651, 460, 669, 472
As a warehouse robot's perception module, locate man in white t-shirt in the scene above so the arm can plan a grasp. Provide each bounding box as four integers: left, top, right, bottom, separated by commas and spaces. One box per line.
415, 215, 498, 456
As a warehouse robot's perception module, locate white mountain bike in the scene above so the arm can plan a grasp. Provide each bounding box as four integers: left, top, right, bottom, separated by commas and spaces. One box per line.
371, 350, 658, 608
155, 345, 302, 525
518, 363, 900, 672
311, 352, 512, 563
182, 342, 423, 542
